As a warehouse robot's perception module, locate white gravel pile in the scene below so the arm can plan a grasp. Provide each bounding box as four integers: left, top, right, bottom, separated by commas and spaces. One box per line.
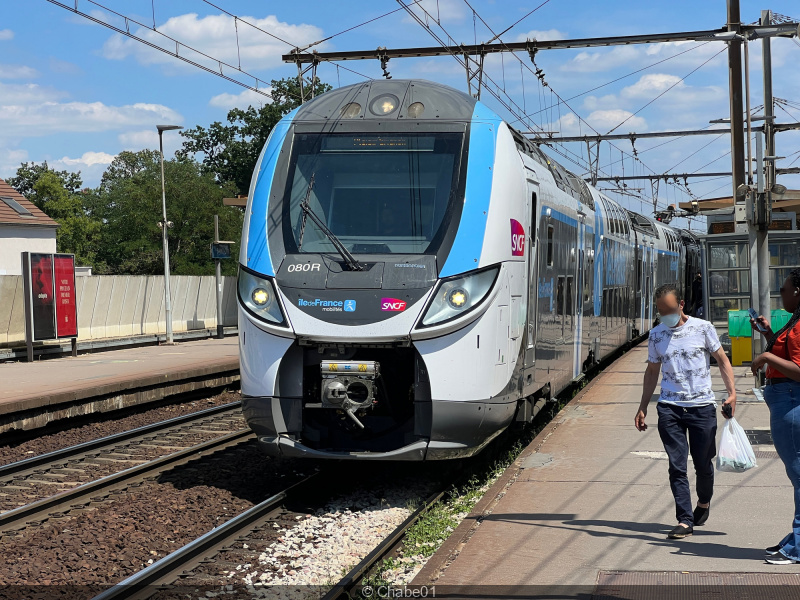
225, 487, 422, 597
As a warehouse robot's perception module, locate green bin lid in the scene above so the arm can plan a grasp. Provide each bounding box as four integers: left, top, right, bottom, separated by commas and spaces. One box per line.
728, 310, 752, 338
772, 309, 792, 331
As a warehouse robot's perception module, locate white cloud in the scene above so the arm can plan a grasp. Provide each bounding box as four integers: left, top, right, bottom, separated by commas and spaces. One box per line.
0, 82, 66, 105
580, 74, 725, 129
586, 109, 647, 132
102, 13, 322, 72
540, 109, 647, 137
118, 129, 183, 157
56, 151, 116, 167
0, 64, 39, 79
0, 29, 13, 41
0, 147, 29, 179
0, 82, 183, 137
562, 40, 726, 74
48, 153, 117, 188
620, 73, 682, 98
620, 73, 725, 108
402, 0, 467, 24
562, 46, 642, 73
118, 130, 160, 149
514, 29, 566, 42
209, 88, 272, 110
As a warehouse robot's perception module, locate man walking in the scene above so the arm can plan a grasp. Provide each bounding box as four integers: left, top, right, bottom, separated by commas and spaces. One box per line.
635, 284, 737, 539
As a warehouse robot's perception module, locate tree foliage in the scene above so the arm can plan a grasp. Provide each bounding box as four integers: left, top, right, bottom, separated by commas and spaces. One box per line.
7, 76, 333, 275
7, 163, 101, 266
179, 77, 331, 193
8, 152, 241, 276
90, 151, 241, 275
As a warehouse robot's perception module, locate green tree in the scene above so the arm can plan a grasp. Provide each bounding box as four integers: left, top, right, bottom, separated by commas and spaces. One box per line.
93, 150, 241, 275
179, 76, 331, 193
7, 161, 83, 209
8, 163, 101, 266
31, 172, 102, 266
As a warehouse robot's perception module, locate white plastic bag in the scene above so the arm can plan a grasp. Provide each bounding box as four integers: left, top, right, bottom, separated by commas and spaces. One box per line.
717, 417, 757, 472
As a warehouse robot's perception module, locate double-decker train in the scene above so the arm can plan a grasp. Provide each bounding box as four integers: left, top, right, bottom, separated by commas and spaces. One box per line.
236, 79, 701, 460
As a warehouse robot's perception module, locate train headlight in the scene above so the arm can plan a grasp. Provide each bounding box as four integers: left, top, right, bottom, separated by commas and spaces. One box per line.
447, 288, 468, 309
237, 266, 287, 326
252, 287, 270, 306
419, 266, 499, 327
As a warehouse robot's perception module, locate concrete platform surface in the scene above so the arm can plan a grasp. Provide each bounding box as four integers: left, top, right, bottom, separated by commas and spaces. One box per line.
414, 344, 799, 594
0, 337, 239, 428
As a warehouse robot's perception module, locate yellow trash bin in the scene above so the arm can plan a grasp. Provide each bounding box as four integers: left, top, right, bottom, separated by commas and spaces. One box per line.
730, 336, 752, 366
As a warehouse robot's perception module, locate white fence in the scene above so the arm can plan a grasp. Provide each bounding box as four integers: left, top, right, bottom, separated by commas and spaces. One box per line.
0, 275, 238, 346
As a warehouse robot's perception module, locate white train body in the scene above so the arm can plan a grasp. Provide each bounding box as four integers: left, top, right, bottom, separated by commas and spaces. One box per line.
237, 80, 694, 460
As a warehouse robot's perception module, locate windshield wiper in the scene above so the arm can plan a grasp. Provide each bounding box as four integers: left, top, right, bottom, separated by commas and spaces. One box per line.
297, 174, 364, 271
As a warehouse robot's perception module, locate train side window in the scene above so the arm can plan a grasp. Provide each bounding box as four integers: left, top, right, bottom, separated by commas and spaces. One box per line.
637, 256, 642, 288
556, 276, 565, 315
566, 276, 574, 315
547, 225, 554, 266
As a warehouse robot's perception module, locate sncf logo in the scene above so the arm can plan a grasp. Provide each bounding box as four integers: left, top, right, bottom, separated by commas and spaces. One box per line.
381, 298, 407, 312
511, 219, 525, 256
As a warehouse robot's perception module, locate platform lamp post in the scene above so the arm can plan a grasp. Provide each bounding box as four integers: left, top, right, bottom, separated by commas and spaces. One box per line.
157, 124, 183, 345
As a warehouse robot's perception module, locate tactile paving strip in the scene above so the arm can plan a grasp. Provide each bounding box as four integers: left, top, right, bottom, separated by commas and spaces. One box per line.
594, 571, 800, 599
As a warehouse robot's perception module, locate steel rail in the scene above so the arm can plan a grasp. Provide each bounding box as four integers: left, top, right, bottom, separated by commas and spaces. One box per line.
0, 429, 253, 534
0, 401, 242, 480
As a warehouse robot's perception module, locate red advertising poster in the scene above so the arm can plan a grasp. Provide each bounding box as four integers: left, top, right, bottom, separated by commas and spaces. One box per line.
29, 253, 56, 341
54, 254, 77, 338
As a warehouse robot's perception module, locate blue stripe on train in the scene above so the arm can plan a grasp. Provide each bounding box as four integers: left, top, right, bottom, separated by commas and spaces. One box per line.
246, 107, 299, 277
439, 102, 503, 278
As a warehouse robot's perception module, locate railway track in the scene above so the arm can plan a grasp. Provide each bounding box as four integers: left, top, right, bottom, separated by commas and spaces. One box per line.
91, 472, 447, 600
0, 401, 251, 536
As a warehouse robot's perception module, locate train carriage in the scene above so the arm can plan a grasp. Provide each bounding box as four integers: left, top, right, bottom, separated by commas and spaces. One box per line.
237, 79, 688, 460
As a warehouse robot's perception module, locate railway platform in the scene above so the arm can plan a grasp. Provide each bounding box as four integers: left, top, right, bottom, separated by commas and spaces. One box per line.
414, 344, 800, 596
0, 337, 239, 433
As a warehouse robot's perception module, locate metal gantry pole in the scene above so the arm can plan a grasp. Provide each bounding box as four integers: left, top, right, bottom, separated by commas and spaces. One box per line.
159, 129, 173, 345
214, 215, 224, 340
727, 0, 746, 206
758, 9, 775, 347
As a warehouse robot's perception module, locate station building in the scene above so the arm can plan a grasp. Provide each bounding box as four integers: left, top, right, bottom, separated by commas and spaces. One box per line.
0, 178, 57, 276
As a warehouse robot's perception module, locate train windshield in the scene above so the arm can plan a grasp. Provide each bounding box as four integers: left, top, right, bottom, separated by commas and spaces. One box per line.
282, 132, 465, 255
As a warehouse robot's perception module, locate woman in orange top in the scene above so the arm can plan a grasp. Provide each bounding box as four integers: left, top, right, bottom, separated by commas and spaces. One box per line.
751, 268, 800, 564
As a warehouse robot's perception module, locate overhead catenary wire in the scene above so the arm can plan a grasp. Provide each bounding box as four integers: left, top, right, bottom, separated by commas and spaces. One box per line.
604, 47, 726, 135
45, 0, 286, 102
458, 0, 700, 211
395, 0, 599, 176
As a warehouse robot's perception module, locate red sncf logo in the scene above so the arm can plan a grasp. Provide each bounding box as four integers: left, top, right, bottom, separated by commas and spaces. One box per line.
381, 298, 407, 312
511, 219, 525, 256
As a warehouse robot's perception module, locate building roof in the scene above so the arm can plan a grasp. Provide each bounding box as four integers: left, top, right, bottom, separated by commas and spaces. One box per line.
0, 179, 59, 228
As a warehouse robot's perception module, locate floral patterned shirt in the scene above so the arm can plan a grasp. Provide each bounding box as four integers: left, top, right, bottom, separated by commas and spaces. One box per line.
647, 316, 721, 407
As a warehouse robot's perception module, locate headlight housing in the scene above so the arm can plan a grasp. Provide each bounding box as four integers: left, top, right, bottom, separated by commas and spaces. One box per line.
418, 266, 500, 328
237, 266, 287, 326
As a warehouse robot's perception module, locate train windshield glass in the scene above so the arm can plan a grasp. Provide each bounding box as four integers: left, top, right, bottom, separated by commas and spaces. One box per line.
283, 132, 465, 254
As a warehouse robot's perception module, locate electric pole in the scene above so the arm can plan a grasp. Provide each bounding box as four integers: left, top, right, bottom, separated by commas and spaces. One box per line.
727, 0, 746, 208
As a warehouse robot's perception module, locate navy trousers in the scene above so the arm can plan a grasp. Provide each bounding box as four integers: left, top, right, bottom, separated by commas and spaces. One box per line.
656, 402, 718, 526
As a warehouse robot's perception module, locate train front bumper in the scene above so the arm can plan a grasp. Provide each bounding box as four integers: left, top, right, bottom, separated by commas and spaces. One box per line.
242, 395, 514, 461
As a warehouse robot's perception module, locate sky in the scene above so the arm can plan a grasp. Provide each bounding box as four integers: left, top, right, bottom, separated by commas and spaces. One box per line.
2, 0, 800, 229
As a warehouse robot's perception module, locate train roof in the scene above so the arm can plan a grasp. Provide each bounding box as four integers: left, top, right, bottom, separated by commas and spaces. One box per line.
291, 79, 479, 122
292, 80, 678, 233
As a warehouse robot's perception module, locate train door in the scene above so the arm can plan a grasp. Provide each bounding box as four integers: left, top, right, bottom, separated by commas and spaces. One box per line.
523, 183, 539, 387
574, 213, 593, 376
581, 221, 594, 370
646, 241, 656, 325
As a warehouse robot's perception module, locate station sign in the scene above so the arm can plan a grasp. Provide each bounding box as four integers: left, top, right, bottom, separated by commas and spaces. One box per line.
22, 252, 78, 341
211, 241, 234, 260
